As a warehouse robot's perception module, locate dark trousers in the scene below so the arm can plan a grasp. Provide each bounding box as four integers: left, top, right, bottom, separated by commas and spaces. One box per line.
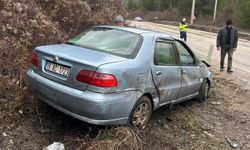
220, 46, 233, 71
180, 31, 187, 42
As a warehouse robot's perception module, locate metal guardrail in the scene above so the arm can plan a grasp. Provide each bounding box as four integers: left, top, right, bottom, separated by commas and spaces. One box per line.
155, 20, 250, 38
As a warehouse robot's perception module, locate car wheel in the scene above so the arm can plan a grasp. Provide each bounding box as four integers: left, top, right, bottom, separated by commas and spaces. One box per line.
128, 96, 152, 129
198, 79, 210, 101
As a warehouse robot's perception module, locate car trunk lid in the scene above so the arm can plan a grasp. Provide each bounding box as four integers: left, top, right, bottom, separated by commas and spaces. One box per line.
33, 44, 127, 91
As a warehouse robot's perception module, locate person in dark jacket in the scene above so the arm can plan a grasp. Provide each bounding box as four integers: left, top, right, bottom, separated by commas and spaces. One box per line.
217, 19, 238, 73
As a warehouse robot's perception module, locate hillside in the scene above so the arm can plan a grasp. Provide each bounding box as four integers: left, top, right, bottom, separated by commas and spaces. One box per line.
0, 0, 123, 140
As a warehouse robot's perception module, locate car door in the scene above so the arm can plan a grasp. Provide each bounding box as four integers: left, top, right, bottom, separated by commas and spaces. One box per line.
151, 38, 182, 104
175, 40, 202, 99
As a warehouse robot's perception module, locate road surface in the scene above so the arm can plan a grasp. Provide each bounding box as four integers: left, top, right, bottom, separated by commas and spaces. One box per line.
134, 21, 250, 85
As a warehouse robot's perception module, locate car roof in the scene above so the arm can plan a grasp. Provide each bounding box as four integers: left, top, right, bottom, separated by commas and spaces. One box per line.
95, 25, 175, 39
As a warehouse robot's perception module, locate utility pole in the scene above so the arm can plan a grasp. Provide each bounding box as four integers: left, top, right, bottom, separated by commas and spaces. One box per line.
190, 0, 196, 25
213, 0, 218, 23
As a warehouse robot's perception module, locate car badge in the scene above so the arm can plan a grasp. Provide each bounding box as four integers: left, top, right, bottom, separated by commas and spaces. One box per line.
53, 56, 59, 62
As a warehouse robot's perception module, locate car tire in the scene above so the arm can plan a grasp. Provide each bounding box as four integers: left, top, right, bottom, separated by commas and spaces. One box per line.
197, 79, 210, 101
127, 96, 152, 129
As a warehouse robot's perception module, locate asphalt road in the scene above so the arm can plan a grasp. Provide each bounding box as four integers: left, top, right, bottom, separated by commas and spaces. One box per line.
134, 21, 250, 85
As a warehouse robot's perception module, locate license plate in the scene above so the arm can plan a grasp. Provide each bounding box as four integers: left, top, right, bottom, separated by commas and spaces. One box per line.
46, 62, 70, 77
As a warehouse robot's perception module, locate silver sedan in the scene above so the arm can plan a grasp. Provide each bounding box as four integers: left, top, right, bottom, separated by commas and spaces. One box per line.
27, 26, 212, 128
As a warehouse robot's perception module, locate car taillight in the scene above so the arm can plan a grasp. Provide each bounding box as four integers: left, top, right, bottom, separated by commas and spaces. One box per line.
76, 70, 118, 88
31, 51, 39, 68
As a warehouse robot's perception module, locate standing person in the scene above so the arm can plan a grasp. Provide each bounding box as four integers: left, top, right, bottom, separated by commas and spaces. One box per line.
114, 15, 125, 26
179, 18, 188, 42
217, 19, 238, 73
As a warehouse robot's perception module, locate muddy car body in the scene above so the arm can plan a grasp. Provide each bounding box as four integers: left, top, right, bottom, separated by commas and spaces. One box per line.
27, 26, 212, 127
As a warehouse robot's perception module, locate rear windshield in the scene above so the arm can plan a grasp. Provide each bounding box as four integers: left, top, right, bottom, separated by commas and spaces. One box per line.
67, 27, 142, 58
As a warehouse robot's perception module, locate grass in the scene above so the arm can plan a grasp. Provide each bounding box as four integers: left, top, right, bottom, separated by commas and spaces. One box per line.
87, 127, 142, 150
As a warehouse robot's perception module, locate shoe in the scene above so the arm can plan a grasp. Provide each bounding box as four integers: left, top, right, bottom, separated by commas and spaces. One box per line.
227, 70, 233, 73
220, 68, 224, 72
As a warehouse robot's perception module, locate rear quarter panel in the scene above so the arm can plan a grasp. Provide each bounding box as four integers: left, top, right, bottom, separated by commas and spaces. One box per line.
93, 34, 155, 92
87, 34, 158, 108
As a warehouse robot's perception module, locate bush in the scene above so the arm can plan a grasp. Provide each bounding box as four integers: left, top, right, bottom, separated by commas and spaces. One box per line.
0, 0, 124, 123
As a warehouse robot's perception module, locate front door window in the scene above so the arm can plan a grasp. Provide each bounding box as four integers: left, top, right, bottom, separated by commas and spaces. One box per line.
175, 41, 195, 65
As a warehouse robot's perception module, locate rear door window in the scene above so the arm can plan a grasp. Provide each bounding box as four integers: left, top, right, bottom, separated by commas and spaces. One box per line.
155, 41, 177, 65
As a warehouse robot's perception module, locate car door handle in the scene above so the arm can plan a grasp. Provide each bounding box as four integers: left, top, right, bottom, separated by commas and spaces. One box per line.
156, 71, 162, 76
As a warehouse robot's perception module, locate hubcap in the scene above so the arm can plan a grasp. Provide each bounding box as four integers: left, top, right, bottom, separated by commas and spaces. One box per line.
132, 102, 150, 128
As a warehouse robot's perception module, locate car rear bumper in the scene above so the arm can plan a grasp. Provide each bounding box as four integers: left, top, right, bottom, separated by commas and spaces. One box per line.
27, 69, 139, 125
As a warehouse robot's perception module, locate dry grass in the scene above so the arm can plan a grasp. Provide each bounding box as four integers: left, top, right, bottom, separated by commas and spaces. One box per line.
87, 127, 142, 150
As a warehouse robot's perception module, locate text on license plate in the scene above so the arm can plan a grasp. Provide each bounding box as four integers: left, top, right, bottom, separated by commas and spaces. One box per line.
46, 62, 70, 77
